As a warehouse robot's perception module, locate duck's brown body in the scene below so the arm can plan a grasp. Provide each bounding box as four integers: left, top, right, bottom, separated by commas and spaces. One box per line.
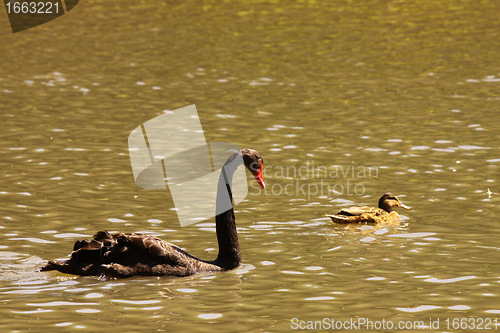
326, 193, 410, 224
326, 209, 401, 224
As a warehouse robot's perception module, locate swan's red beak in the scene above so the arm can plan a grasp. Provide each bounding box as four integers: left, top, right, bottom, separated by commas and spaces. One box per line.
254, 163, 265, 188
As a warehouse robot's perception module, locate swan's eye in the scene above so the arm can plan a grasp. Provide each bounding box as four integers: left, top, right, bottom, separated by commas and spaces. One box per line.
249, 161, 260, 172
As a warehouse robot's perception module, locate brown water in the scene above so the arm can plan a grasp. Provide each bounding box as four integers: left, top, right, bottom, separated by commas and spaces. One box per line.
1, 0, 500, 332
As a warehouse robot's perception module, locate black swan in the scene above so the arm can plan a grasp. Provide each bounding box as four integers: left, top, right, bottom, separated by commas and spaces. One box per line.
325, 193, 410, 224
40, 148, 265, 277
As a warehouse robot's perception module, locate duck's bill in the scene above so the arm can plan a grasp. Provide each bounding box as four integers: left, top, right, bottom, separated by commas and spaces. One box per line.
400, 203, 411, 209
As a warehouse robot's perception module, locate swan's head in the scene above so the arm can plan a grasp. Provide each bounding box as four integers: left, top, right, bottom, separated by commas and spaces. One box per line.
379, 193, 410, 212
241, 148, 265, 189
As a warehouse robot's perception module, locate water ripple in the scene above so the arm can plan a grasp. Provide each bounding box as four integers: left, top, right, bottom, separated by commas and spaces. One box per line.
305, 296, 335, 301
198, 313, 223, 319
27, 301, 98, 306
111, 299, 161, 305
9, 237, 55, 244
388, 232, 436, 238
396, 305, 441, 312
449, 305, 470, 310
424, 276, 476, 283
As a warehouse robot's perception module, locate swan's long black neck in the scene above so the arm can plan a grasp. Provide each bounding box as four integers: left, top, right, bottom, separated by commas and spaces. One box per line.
213, 153, 242, 269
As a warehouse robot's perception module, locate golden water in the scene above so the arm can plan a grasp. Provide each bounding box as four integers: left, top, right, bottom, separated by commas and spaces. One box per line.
1, 1, 500, 331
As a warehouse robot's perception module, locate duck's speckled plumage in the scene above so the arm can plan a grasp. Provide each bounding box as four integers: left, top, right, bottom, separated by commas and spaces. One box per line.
326, 193, 410, 224
40, 148, 265, 278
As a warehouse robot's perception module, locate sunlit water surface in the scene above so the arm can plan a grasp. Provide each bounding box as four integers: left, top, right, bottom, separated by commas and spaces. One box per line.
1, 1, 500, 332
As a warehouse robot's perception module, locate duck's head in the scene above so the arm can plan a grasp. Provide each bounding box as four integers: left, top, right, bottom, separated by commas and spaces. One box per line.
378, 193, 410, 213
241, 148, 265, 189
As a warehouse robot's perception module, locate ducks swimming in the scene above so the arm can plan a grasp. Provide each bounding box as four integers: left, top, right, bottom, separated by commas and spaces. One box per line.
40, 147, 411, 278
326, 193, 410, 224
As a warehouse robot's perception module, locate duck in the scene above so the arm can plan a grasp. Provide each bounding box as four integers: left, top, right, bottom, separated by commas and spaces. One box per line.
325, 193, 410, 224
40, 148, 265, 278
